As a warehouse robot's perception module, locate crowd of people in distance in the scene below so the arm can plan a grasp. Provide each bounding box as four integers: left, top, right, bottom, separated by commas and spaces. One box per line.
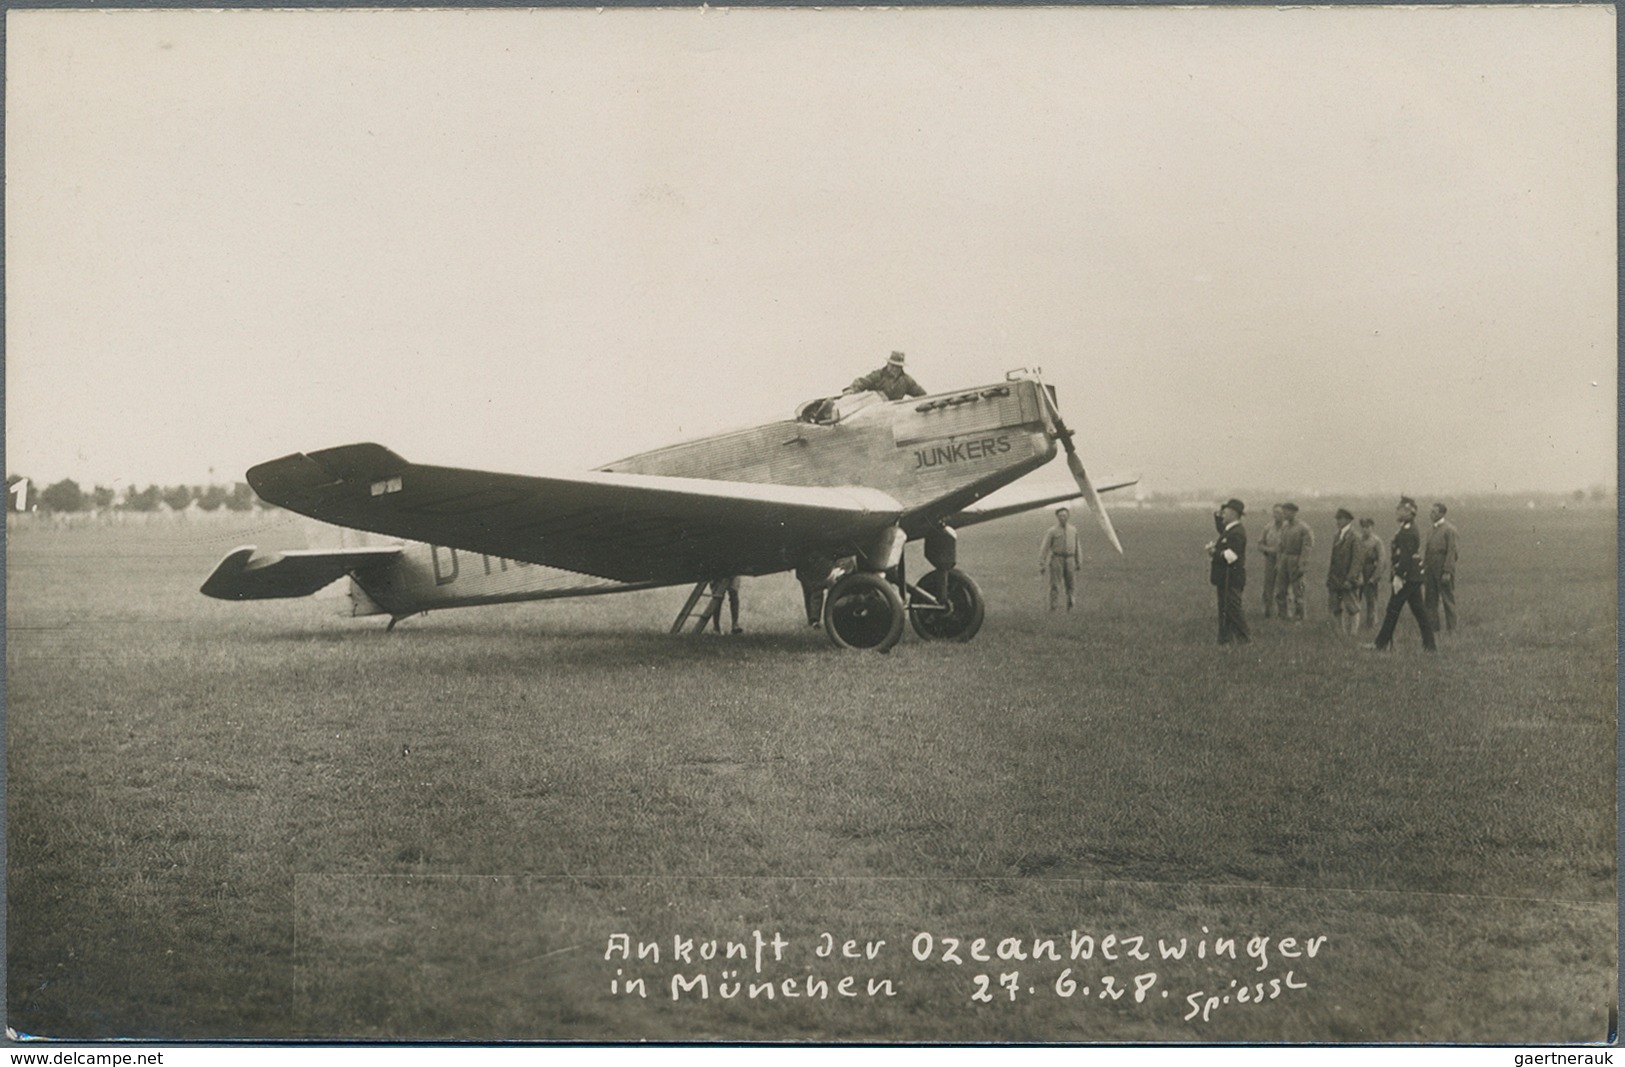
1207, 495, 1459, 651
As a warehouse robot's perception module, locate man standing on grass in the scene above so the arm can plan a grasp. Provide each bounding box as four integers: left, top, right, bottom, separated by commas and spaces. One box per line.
1275, 502, 1313, 621
1258, 504, 1285, 619
1367, 496, 1437, 653
1038, 506, 1082, 611
1326, 508, 1363, 636
703, 576, 743, 635
1356, 517, 1386, 632
1424, 502, 1460, 635
1207, 498, 1249, 645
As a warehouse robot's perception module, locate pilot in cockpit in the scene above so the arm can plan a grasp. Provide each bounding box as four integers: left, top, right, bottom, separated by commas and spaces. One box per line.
843, 351, 927, 401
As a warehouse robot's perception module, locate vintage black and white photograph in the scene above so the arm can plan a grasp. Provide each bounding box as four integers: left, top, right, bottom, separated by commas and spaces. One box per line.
5, 4, 1616, 1044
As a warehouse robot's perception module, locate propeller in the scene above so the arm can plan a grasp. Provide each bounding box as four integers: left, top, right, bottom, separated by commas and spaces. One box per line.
1035, 377, 1124, 555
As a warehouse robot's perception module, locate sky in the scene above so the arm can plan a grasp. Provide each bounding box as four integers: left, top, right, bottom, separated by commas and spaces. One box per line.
6, 6, 1616, 497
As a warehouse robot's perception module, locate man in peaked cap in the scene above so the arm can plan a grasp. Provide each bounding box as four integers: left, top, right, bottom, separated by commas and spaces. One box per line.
844, 350, 927, 401
1368, 496, 1437, 652
1206, 498, 1249, 645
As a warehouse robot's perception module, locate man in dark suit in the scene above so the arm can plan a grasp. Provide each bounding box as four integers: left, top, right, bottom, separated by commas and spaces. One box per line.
1368, 496, 1437, 652
1326, 508, 1363, 636
1206, 498, 1249, 645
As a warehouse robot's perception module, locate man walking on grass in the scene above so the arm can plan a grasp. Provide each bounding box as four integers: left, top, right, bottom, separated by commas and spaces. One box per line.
1367, 496, 1437, 653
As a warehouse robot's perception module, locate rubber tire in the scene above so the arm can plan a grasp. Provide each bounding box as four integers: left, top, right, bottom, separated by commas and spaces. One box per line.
908, 567, 986, 642
824, 572, 906, 652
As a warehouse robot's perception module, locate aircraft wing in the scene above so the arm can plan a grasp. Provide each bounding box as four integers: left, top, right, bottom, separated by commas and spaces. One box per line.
944, 477, 1139, 529
246, 443, 903, 584
200, 545, 404, 600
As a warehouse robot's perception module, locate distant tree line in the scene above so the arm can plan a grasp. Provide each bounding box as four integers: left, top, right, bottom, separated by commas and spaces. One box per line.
6, 476, 267, 514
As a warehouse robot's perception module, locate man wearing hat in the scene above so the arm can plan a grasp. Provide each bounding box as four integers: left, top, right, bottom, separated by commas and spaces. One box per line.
1038, 506, 1082, 611
1368, 496, 1437, 652
844, 351, 927, 401
1326, 508, 1363, 636
1206, 499, 1250, 644
1274, 502, 1314, 621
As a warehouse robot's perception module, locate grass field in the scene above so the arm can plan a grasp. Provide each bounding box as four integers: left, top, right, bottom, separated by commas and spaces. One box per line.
6, 504, 1616, 1042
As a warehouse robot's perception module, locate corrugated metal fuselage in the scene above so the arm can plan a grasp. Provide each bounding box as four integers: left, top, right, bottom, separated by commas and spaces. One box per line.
598, 379, 1058, 534
317, 531, 657, 617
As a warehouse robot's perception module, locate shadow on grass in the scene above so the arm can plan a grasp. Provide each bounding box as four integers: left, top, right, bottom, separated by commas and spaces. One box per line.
246, 620, 847, 666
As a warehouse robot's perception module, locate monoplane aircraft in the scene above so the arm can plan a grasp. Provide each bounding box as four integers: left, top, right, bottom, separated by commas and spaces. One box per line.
202, 369, 1133, 652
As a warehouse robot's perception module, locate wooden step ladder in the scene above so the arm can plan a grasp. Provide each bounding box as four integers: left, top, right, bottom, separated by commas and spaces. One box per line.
670, 579, 727, 634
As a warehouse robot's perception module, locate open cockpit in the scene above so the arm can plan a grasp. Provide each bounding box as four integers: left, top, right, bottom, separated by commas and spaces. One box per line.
795, 390, 887, 426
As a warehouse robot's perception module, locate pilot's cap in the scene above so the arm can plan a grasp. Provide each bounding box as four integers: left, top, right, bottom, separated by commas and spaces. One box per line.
888, 351, 906, 366
1335, 507, 1354, 522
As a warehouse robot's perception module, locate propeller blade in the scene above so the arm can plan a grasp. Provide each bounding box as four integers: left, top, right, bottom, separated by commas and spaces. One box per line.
1067, 450, 1124, 555
1034, 375, 1124, 555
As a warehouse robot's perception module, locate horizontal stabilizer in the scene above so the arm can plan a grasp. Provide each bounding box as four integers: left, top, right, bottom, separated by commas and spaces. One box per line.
200, 545, 404, 600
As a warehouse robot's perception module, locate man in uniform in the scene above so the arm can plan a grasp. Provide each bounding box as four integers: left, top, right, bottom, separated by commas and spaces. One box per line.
1355, 517, 1386, 632
1424, 502, 1460, 634
1274, 502, 1314, 621
1258, 505, 1285, 618
844, 351, 926, 401
1206, 498, 1249, 645
1038, 506, 1082, 611
1325, 508, 1362, 636
1368, 496, 1437, 652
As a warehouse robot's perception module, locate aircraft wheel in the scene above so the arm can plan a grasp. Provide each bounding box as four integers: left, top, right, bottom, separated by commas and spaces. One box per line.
824, 572, 906, 652
908, 567, 985, 642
